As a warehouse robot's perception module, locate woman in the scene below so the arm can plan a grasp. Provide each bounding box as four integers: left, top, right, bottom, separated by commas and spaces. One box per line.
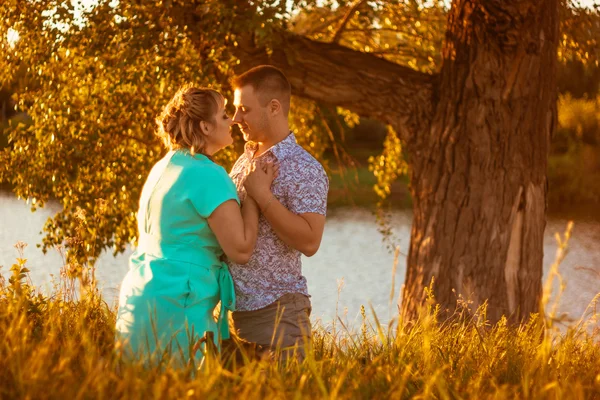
115, 86, 275, 366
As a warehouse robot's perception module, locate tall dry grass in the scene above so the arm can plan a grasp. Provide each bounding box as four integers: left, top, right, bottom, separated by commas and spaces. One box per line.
1, 224, 599, 399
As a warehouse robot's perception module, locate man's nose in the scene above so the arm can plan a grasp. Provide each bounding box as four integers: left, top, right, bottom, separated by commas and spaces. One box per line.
232, 110, 243, 124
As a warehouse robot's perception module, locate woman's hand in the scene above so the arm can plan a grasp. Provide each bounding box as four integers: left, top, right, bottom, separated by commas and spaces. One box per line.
244, 160, 279, 206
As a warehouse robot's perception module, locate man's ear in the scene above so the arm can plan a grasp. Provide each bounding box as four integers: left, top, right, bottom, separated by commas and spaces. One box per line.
269, 99, 281, 116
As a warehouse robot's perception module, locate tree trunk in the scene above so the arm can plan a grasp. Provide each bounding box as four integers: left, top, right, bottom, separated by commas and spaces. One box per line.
402, 0, 558, 323
233, 0, 559, 324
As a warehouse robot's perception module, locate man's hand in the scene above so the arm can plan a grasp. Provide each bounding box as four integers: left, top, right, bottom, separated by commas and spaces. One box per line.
244, 161, 278, 206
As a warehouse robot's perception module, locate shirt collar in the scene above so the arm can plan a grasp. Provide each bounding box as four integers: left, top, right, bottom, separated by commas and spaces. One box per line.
244, 132, 297, 162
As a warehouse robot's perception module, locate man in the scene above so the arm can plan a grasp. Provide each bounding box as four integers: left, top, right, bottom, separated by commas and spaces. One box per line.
228, 65, 329, 361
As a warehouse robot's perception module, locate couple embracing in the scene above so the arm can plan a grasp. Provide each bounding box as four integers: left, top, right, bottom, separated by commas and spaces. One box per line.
115, 66, 329, 365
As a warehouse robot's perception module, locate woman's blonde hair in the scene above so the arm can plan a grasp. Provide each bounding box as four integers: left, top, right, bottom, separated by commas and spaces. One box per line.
155, 86, 224, 155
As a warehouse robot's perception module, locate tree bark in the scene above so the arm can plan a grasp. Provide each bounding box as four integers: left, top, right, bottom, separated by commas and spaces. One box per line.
402, 0, 558, 323
233, 0, 558, 324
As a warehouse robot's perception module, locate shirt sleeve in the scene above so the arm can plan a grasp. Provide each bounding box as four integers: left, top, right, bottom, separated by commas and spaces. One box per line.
188, 164, 240, 219
287, 160, 329, 216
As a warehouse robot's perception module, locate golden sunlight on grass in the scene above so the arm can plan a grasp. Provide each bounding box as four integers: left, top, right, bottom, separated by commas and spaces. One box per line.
1, 225, 599, 399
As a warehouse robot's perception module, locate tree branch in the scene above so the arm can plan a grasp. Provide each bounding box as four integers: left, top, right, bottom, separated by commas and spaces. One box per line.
332, 0, 368, 44
234, 31, 436, 145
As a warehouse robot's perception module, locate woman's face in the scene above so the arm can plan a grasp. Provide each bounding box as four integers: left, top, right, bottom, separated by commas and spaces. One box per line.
204, 102, 234, 155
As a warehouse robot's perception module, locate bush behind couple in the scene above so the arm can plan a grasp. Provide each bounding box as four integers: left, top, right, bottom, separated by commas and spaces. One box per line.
115, 65, 329, 366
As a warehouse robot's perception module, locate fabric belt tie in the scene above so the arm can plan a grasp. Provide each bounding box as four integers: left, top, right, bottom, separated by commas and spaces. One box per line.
215, 261, 236, 340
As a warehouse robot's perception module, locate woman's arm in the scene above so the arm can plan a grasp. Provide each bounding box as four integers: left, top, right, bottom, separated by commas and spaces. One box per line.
207, 197, 259, 264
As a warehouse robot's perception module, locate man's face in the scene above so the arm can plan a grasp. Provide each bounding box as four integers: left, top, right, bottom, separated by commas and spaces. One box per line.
232, 85, 269, 143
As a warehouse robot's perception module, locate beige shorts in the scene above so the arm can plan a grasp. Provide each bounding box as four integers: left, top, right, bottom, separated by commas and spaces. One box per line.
232, 293, 312, 361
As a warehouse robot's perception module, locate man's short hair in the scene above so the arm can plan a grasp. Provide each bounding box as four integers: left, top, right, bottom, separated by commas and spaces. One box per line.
232, 65, 292, 115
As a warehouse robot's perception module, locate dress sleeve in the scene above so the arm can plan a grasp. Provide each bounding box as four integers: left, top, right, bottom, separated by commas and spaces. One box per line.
188, 164, 240, 219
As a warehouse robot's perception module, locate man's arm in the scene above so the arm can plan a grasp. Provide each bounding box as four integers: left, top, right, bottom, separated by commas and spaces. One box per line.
243, 159, 328, 257
253, 192, 325, 257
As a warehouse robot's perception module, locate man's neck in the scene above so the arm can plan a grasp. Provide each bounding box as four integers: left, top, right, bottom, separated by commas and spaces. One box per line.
255, 127, 290, 157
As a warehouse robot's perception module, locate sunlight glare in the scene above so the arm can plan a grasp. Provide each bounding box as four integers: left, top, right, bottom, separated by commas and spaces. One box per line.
7, 28, 20, 48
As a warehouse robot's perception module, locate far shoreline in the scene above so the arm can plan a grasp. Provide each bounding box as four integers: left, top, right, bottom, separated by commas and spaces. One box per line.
2, 186, 600, 222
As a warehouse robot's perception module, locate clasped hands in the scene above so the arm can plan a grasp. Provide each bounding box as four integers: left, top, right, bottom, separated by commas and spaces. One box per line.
243, 159, 279, 210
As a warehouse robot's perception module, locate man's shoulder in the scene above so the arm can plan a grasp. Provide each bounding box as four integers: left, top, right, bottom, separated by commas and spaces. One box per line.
230, 153, 249, 174
284, 145, 325, 173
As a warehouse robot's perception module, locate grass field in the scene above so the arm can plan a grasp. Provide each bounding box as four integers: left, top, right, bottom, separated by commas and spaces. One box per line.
1, 237, 599, 399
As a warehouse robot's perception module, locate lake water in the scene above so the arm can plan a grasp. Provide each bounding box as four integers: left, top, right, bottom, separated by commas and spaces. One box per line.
1, 192, 599, 328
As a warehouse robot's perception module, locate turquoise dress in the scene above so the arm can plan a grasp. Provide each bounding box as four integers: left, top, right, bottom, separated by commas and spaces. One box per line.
115, 149, 239, 366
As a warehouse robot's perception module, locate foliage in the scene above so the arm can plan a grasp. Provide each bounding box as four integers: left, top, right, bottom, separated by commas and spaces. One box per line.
557, 94, 600, 146
560, 0, 600, 66
368, 126, 408, 201
1, 242, 600, 399
1, 0, 241, 262
547, 94, 600, 207
291, 0, 447, 74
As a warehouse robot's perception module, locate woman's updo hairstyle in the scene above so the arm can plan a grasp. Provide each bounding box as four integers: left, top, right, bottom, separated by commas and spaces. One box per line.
155, 86, 224, 155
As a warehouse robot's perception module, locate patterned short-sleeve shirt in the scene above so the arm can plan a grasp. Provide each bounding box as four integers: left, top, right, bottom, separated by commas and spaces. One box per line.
227, 133, 329, 311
